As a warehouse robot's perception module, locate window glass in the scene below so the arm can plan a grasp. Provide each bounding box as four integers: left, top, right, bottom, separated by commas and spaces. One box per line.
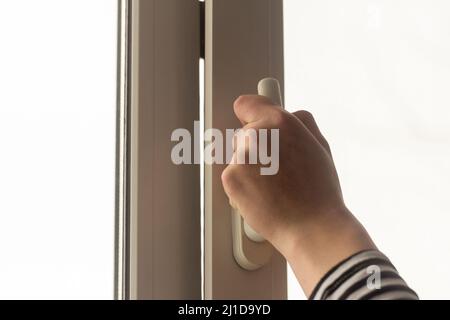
285, 0, 450, 300
0, 0, 117, 299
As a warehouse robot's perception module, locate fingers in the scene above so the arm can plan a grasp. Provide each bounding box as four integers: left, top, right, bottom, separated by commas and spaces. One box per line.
233, 96, 331, 156
233, 95, 281, 125
293, 110, 332, 155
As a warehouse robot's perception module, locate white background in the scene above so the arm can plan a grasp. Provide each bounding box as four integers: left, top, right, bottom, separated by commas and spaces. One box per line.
285, 0, 450, 300
0, 0, 449, 300
0, 1, 117, 299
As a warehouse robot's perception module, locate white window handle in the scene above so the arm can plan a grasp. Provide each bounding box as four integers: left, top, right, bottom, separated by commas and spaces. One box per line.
232, 78, 284, 270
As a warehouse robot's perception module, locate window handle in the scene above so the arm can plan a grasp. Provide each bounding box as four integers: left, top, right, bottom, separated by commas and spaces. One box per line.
232, 78, 283, 271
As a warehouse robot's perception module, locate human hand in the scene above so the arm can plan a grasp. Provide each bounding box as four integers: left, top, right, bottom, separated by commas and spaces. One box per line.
222, 95, 376, 295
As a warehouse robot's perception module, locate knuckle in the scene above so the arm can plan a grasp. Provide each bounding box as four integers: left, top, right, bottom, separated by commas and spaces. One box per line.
221, 166, 240, 192
322, 139, 332, 152
270, 109, 290, 127
296, 110, 315, 122
234, 95, 253, 111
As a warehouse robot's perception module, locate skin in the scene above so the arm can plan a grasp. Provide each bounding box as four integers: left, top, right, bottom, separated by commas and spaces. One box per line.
221, 95, 377, 297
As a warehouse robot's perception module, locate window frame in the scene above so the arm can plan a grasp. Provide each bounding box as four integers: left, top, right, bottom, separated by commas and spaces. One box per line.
115, 0, 201, 300
115, 0, 287, 300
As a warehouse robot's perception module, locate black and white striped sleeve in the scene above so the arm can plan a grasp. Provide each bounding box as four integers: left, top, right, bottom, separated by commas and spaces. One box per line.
309, 250, 419, 300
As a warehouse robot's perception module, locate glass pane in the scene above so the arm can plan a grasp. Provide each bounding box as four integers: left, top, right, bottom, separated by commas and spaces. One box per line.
0, 0, 117, 299
285, 0, 450, 299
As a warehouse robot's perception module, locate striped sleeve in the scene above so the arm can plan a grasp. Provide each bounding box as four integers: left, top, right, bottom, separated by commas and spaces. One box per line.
309, 250, 419, 300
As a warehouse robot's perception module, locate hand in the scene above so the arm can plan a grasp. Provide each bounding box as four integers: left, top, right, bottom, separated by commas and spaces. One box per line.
221, 95, 376, 296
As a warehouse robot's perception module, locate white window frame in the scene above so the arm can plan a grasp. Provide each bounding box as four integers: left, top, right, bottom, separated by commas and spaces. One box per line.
115, 0, 201, 300
115, 0, 287, 300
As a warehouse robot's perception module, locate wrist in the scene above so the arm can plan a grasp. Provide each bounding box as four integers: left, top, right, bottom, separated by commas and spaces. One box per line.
271, 206, 377, 296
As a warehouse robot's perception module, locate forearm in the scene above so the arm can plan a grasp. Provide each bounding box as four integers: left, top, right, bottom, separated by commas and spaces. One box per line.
273, 207, 377, 297
274, 206, 418, 300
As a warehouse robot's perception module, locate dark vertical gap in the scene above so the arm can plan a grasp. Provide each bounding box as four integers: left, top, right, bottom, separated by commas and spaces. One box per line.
200, 1, 205, 59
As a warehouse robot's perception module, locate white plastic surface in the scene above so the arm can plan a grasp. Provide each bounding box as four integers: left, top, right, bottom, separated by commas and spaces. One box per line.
232, 78, 284, 270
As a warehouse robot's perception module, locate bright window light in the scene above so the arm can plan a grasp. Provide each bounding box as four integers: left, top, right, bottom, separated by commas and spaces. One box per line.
285, 0, 450, 300
0, 0, 117, 299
